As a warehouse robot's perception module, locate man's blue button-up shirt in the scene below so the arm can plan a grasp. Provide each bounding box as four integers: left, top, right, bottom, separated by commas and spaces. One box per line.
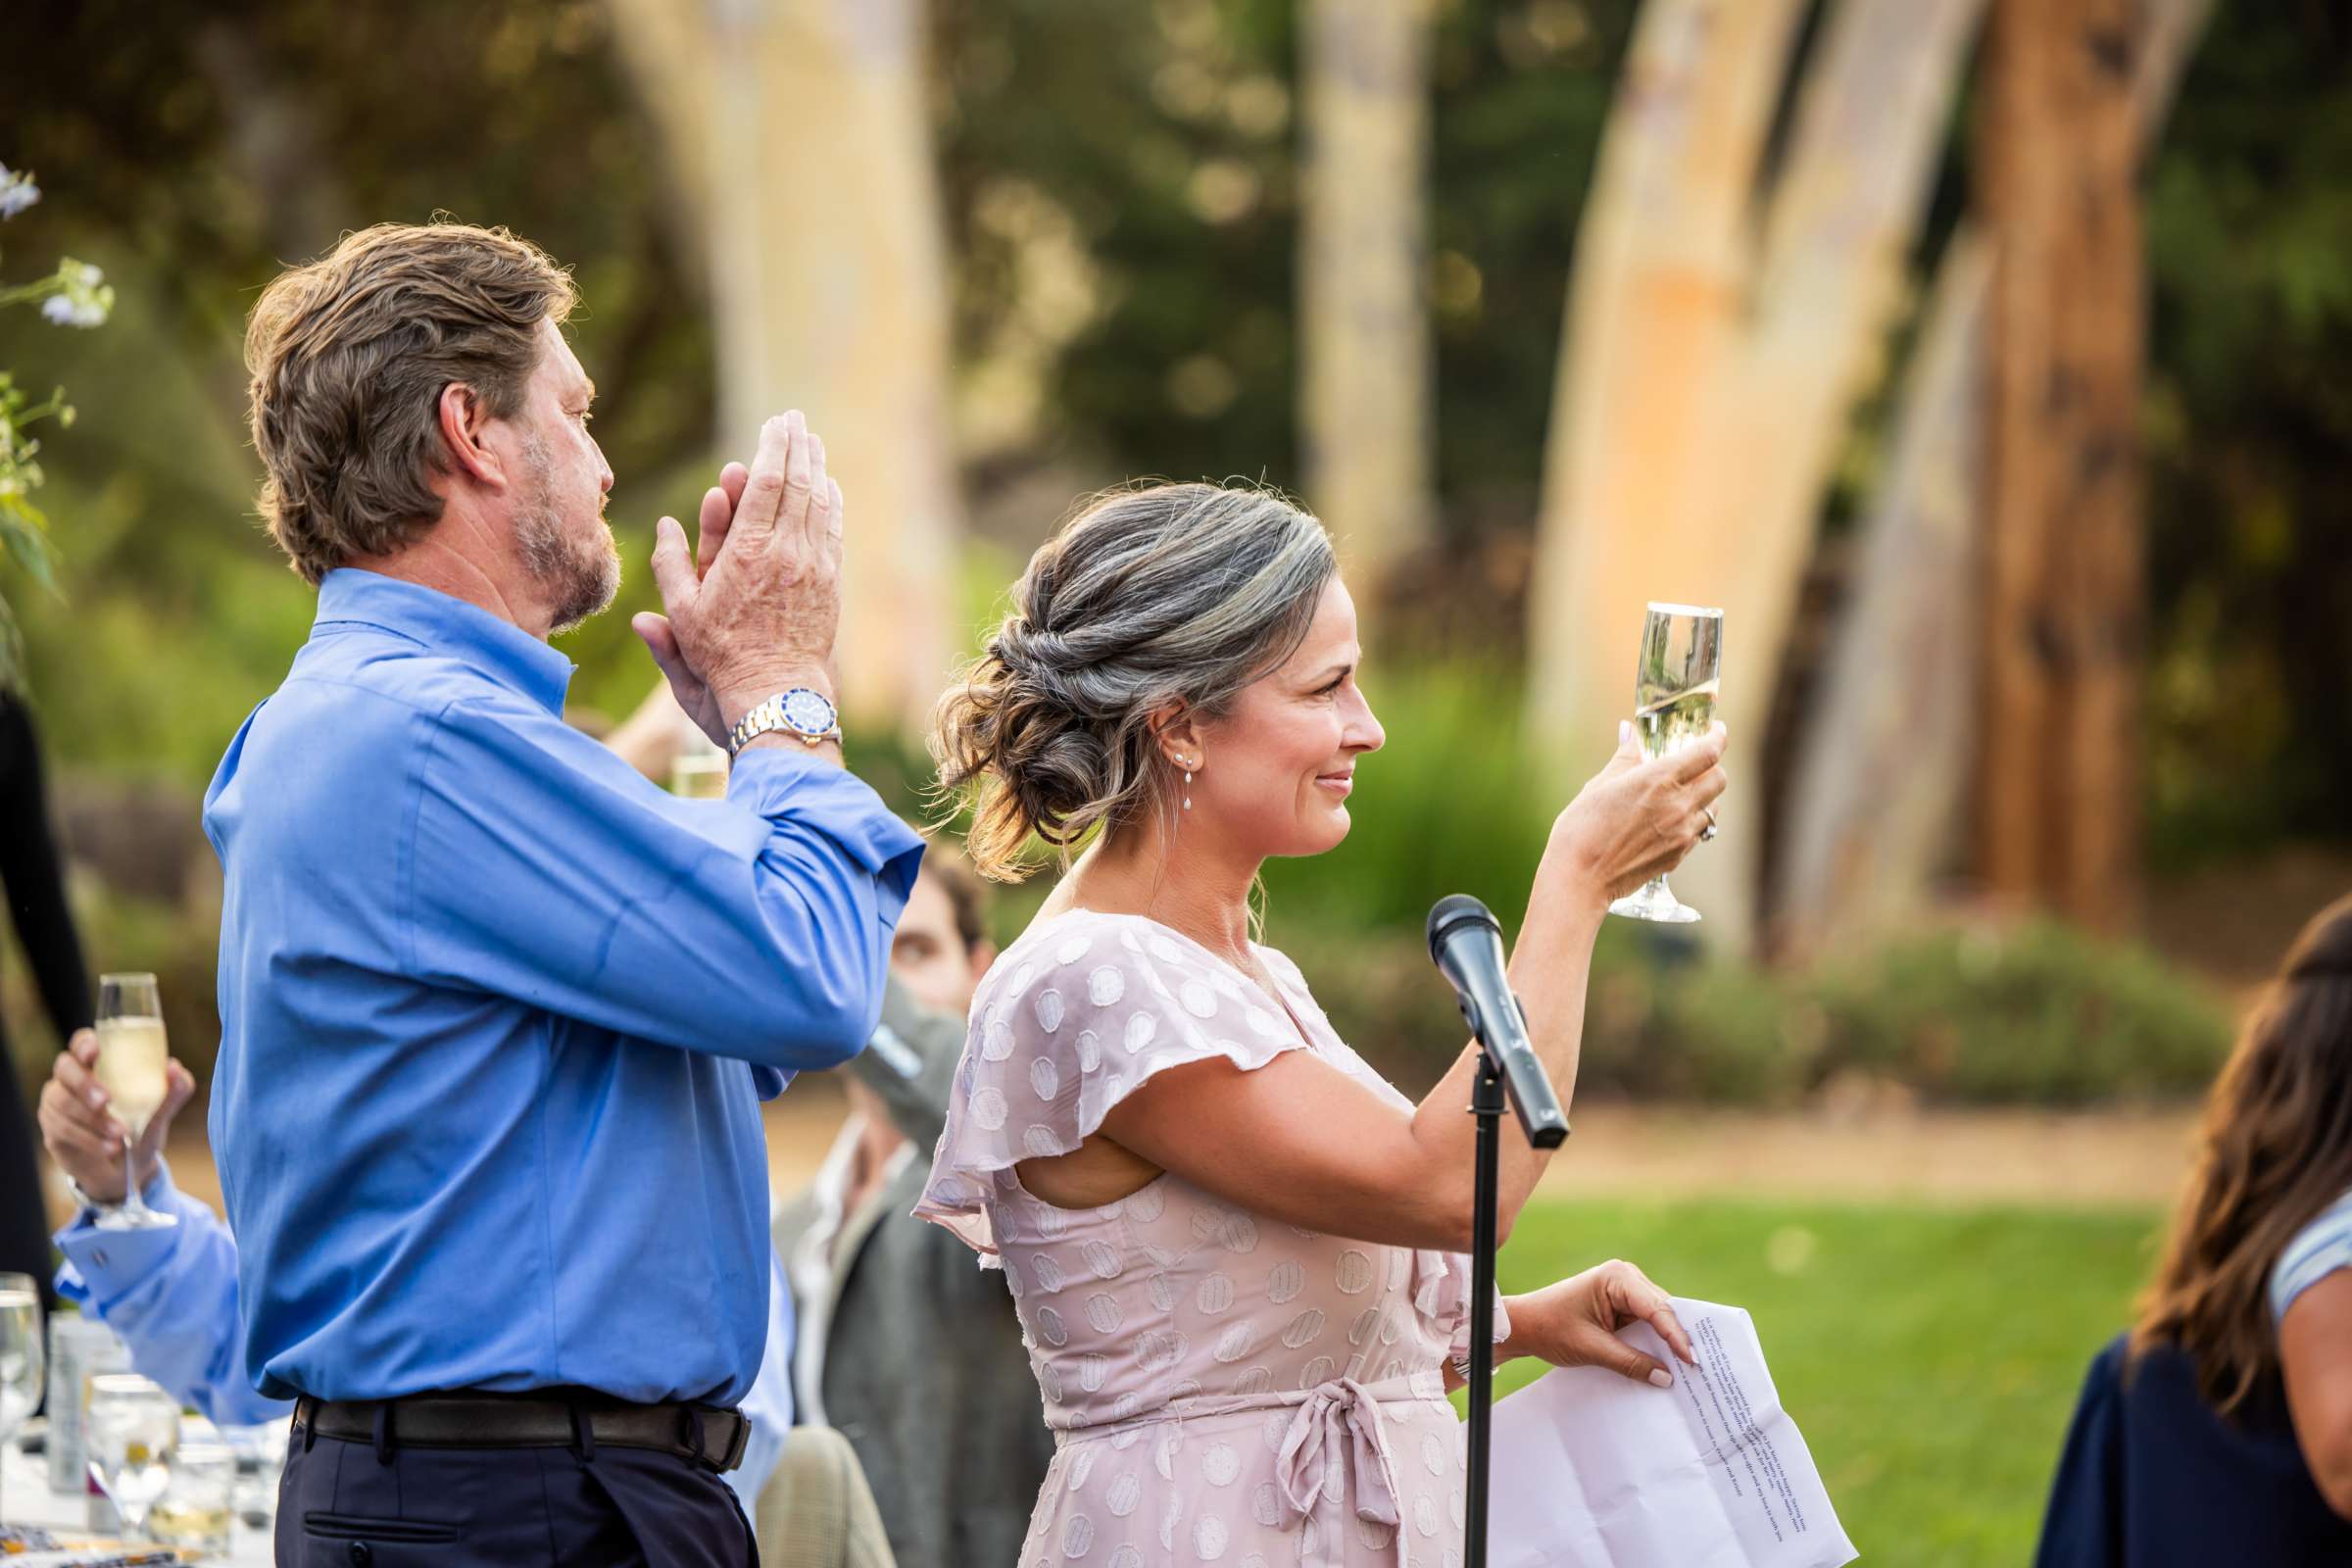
204, 569, 922, 1407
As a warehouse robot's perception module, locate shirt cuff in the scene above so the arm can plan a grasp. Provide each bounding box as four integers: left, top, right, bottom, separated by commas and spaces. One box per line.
54, 1161, 194, 1304
726, 748, 925, 913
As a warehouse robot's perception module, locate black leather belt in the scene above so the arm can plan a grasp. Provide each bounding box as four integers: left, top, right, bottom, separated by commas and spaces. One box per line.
293, 1389, 750, 1474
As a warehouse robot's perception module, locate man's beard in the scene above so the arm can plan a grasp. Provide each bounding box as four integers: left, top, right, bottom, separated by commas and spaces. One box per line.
515, 433, 620, 635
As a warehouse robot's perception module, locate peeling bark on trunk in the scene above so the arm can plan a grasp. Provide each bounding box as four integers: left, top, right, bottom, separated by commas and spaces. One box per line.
1299, 0, 1434, 581
605, 0, 958, 731
1774, 0, 2207, 959
1526, 0, 1983, 955
1977, 0, 2150, 935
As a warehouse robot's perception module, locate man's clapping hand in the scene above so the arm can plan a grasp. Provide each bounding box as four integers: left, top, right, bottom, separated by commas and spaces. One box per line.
633, 410, 845, 752
37, 1029, 195, 1206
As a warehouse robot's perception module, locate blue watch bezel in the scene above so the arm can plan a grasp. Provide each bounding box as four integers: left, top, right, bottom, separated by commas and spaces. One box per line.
779, 686, 838, 738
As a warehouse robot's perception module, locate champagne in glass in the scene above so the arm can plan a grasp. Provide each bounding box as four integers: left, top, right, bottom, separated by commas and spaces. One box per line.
1608, 603, 1724, 924
669, 734, 730, 799
92, 972, 177, 1231
86, 1373, 180, 1543
0, 1273, 41, 1522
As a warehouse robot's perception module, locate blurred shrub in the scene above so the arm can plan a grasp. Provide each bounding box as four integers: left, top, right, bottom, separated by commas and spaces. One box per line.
1274, 916, 2231, 1109
1803, 919, 2232, 1103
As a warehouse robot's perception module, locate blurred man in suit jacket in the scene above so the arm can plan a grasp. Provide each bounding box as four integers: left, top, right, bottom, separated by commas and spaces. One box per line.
764, 846, 1054, 1568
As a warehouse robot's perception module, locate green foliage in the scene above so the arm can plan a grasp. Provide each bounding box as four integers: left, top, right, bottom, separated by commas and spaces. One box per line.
1803, 920, 2231, 1103
1487, 1199, 2159, 1567
2140, 9, 2352, 866
0, 0, 713, 771
1281, 913, 2230, 1108
0, 161, 114, 691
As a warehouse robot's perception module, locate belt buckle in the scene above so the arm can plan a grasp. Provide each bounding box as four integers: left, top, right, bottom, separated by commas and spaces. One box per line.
711, 1409, 749, 1474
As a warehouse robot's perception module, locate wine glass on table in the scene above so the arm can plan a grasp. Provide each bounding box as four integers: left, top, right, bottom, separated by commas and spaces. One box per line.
91, 972, 177, 1231
86, 1373, 179, 1544
0, 1273, 41, 1521
1608, 602, 1724, 924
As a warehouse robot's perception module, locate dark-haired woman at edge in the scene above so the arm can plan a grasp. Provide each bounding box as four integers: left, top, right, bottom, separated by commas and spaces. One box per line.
2035, 893, 2352, 1565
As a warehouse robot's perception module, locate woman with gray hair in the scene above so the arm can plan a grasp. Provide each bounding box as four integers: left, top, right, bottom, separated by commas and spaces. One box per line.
918, 481, 1729, 1567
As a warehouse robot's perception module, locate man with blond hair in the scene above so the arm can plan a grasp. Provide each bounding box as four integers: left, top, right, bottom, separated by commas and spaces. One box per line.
196, 220, 921, 1564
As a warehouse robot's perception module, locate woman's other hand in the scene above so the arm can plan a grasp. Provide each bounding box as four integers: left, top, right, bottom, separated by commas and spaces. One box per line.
1506, 1258, 1699, 1388
1542, 720, 1729, 908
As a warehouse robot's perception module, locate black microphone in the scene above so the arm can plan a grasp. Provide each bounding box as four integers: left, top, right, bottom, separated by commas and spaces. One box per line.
1427, 894, 1570, 1149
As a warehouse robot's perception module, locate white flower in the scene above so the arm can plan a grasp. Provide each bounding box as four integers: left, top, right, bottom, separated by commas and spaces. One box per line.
41, 293, 104, 328
43, 258, 115, 328
0, 166, 38, 220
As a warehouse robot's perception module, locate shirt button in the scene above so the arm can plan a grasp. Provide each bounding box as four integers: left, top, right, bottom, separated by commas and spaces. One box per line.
348, 1543, 372, 1566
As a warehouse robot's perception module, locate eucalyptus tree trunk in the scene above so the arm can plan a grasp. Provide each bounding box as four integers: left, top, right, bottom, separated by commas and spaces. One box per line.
1774, 0, 2209, 959
605, 0, 958, 734
1524, 0, 1984, 956
1298, 0, 1434, 580
1976, 0, 2163, 936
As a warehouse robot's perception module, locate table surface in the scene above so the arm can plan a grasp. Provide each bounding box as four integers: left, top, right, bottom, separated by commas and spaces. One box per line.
3, 1442, 272, 1566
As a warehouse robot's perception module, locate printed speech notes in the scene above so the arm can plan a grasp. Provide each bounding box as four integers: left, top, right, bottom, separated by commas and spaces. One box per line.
1478, 1297, 1859, 1568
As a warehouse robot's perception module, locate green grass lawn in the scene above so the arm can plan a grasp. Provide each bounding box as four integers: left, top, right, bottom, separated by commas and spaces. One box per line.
1467, 1199, 2165, 1568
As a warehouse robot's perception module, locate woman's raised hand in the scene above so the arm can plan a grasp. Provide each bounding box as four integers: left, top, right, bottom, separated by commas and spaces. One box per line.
1509, 1258, 1699, 1388
1543, 719, 1730, 907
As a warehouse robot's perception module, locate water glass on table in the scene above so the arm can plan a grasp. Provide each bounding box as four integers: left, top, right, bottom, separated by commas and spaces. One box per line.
91, 972, 178, 1231
0, 1273, 42, 1521
87, 1372, 180, 1543
150, 1440, 235, 1560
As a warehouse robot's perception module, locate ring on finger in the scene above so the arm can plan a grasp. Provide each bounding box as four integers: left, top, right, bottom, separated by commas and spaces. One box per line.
1699, 807, 1719, 842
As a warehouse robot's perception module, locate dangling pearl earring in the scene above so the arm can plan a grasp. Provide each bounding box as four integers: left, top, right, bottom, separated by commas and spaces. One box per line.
1183, 765, 1194, 811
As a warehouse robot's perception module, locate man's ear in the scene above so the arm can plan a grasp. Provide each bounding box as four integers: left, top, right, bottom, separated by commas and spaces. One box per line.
436, 382, 506, 489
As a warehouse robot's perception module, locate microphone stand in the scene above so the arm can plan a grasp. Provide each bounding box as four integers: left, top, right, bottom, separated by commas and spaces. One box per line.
1427, 892, 1565, 1568
1464, 1047, 1506, 1568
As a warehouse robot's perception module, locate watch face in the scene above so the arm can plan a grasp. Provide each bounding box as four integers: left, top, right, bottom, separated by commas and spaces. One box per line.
781, 688, 836, 735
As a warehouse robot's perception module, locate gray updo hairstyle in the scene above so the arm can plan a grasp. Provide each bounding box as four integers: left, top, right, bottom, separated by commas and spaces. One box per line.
932, 481, 1338, 881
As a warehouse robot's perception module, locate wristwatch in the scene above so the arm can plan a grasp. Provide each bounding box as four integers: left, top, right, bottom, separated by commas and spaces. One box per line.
728, 686, 842, 757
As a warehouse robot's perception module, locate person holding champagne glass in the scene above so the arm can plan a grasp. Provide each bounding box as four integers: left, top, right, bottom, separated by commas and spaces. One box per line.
915, 480, 1729, 1567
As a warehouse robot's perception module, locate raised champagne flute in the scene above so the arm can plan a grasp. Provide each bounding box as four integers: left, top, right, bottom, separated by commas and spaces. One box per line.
1607, 603, 1723, 924
0, 1273, 41, 1522
91, 972, 177, 1231
86, 1373, 180, 1543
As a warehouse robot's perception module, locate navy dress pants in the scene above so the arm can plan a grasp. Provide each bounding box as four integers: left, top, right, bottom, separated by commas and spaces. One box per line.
275, 1427, 757, 1567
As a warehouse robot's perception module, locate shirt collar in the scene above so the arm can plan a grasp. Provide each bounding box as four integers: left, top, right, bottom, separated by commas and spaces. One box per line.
313, 568, 575, 715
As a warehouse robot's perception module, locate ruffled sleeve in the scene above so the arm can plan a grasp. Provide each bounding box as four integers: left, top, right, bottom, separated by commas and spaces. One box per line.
914, 911, 1309, 1257
1254, 943, 1511, 1359
1413, 1248, 1511, 1368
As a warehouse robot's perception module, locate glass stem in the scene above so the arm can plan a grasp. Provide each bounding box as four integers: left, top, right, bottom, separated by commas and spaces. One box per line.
121, 1136, 144, 1220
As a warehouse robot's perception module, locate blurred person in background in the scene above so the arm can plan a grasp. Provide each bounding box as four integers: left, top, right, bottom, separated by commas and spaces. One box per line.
918, 482, 1725, 1567
2035, 892, 2352, 1565
764, 841, 1055, 1568
0, 686, 91, 1314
